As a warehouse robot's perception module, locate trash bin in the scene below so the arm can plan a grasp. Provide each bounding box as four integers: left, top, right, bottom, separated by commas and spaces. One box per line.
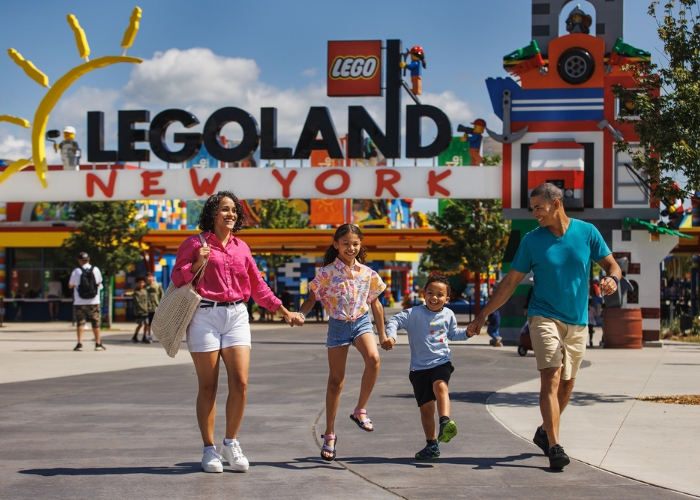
604, 307, 642, 348
680, 314, 694, 333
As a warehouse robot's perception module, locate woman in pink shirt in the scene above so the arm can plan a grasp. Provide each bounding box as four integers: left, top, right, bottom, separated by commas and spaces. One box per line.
172, 191, 294, 474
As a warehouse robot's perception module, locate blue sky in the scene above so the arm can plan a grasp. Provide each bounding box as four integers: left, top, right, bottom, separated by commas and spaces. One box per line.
0, 0, 666, 211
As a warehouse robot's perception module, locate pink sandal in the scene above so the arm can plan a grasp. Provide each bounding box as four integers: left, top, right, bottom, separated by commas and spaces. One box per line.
350, 409, 373, 432
321, 434, 337, 461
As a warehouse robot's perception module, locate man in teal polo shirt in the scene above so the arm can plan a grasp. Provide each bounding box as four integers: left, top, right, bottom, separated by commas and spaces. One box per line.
468, 183, 621, 470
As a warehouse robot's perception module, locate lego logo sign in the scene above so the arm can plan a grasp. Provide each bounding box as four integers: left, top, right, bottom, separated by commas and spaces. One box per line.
330, 56, 378, 80
327, 40, 382, 97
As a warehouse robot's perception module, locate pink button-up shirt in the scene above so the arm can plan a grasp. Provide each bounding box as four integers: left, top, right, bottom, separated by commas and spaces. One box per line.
172, 232, 281, 312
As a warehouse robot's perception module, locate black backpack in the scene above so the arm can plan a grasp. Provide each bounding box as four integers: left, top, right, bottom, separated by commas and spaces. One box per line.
78, 266, 98, 299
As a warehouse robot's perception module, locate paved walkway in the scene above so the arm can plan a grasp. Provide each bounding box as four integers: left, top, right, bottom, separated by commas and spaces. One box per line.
0, 319, 697, 498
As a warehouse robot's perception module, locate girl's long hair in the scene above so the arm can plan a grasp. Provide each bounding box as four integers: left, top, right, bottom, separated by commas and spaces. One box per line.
322, 224, 367, 266
197, 191, 245, 233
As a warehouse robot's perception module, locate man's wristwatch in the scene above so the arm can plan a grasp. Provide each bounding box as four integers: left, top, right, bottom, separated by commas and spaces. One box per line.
608, 275, 619, 286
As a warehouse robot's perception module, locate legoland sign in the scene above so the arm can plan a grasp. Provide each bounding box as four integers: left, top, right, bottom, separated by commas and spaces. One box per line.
82, 40, 451, 166
0, 39, 473, 202
0, 166, 502, 202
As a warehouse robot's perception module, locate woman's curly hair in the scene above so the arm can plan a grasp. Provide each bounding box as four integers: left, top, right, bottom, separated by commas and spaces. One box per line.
322, 224, 367, 266
197, 191, 246, 233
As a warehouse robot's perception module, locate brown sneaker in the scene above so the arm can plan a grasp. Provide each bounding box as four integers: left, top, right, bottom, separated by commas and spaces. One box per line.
494, 338, 503, 347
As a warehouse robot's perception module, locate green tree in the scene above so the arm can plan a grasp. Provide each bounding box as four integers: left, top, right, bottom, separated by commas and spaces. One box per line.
60, 201, 150, 329
420, 199, 511, 314
613, 0, 700, 202
482, 153, 502, 166
256, 199, 307, 271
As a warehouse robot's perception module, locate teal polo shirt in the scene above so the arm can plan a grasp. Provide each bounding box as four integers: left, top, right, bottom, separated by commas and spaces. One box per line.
511, 218, 611, 326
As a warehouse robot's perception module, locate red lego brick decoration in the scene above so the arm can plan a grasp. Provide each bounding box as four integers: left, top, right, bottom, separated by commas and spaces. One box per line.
327, 40, 382, 97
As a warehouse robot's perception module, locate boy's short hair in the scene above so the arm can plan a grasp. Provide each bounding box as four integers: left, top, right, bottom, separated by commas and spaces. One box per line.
424, 274, 451, 295
135, 275, 146, 283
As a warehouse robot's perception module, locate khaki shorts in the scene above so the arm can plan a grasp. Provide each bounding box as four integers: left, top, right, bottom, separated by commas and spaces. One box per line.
528, 316, 588, 380
74, 304, 101, 329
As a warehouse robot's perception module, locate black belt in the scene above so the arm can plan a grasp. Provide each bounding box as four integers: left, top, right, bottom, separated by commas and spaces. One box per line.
199, 300, 244, 308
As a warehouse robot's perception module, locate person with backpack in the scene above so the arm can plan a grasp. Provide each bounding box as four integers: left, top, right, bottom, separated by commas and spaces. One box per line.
68, 252, 105, 351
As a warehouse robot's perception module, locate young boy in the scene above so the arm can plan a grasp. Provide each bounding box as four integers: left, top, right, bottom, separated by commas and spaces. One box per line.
131, 276, 150, 344
385, 274, 476, 460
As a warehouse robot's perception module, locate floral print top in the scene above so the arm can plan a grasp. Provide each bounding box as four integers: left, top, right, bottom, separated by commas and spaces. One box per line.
309, 258, 386, 321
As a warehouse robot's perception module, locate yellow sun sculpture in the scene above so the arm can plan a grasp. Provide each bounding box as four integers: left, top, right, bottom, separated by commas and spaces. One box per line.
0, 7, 144, 187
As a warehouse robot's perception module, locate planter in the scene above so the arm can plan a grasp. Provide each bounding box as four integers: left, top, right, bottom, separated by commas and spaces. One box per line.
604, 307, 642, 349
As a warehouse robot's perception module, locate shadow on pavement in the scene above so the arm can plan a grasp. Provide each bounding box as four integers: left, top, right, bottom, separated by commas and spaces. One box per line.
19, 463, 201, 476
338, 452, 545, 471
485, 391, 632, 407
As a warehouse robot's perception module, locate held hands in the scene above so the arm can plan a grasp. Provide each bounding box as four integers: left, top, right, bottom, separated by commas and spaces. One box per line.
466, 317, 484, 337
380, 335, 395, 351
377, 331, 395, 351
280, 308, 304, 328
292, 312, 306, 327
283, 311, 306, 327
600, 277, 618, 296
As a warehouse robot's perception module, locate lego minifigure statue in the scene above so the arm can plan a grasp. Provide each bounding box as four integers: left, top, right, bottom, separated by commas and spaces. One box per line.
399, 46, 426, 96
362, 137, 379, 166
56, 126, 81, 170
565, 5, 592, 34
460, 119, 486, 166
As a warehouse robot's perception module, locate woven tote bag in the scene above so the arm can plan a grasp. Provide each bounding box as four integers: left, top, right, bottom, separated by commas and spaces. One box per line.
151, 235, 208, 357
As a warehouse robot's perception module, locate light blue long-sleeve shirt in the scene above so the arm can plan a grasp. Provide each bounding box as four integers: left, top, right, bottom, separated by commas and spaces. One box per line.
386, 305, 468, 371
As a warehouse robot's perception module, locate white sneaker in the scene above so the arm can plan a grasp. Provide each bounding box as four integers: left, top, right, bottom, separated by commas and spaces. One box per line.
220, 439, 249, 472
201, 449, 223, 473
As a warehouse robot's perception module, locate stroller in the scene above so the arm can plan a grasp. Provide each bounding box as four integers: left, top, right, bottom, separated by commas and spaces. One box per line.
517, 321, 532, 356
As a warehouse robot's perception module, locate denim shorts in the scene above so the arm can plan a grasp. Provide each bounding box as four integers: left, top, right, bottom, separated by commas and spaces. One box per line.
326, 312, 374, 348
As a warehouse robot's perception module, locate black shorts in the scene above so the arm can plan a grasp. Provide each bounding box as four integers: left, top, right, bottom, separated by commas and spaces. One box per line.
148, 311, 156, 324
409, 361, 454, 407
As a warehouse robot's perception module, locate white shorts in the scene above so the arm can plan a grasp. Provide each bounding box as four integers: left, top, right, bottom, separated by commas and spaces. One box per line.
187, 302, 251, 352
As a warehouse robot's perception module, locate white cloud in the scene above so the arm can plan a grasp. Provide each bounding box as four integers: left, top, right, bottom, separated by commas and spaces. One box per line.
0, 134, 31, 162
301, 68, 318, 78
421, 91, 476, 128
53, 87, 121, 131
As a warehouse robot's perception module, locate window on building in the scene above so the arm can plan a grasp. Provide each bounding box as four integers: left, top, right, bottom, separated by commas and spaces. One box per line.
9, 248, 70, 298
615, 91, 641, 120
627, 280, 639, 304
615, 145, 649, 205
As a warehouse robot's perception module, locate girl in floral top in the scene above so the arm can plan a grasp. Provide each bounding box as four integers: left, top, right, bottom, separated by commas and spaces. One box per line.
296, 224, 392, 462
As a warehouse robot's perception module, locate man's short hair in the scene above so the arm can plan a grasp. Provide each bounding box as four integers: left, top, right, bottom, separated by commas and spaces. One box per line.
530, 183, 563, 202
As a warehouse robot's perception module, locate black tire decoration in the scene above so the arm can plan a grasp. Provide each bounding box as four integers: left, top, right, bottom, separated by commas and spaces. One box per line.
557, 48, 595, 85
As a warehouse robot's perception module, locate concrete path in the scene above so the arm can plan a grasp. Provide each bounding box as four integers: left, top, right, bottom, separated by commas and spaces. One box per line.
0, 320, 696, 499
489, 339, 700, 497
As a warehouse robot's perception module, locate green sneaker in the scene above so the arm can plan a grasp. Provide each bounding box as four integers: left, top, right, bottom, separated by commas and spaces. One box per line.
415, 443, 440, 460
438, 420, 457, 443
